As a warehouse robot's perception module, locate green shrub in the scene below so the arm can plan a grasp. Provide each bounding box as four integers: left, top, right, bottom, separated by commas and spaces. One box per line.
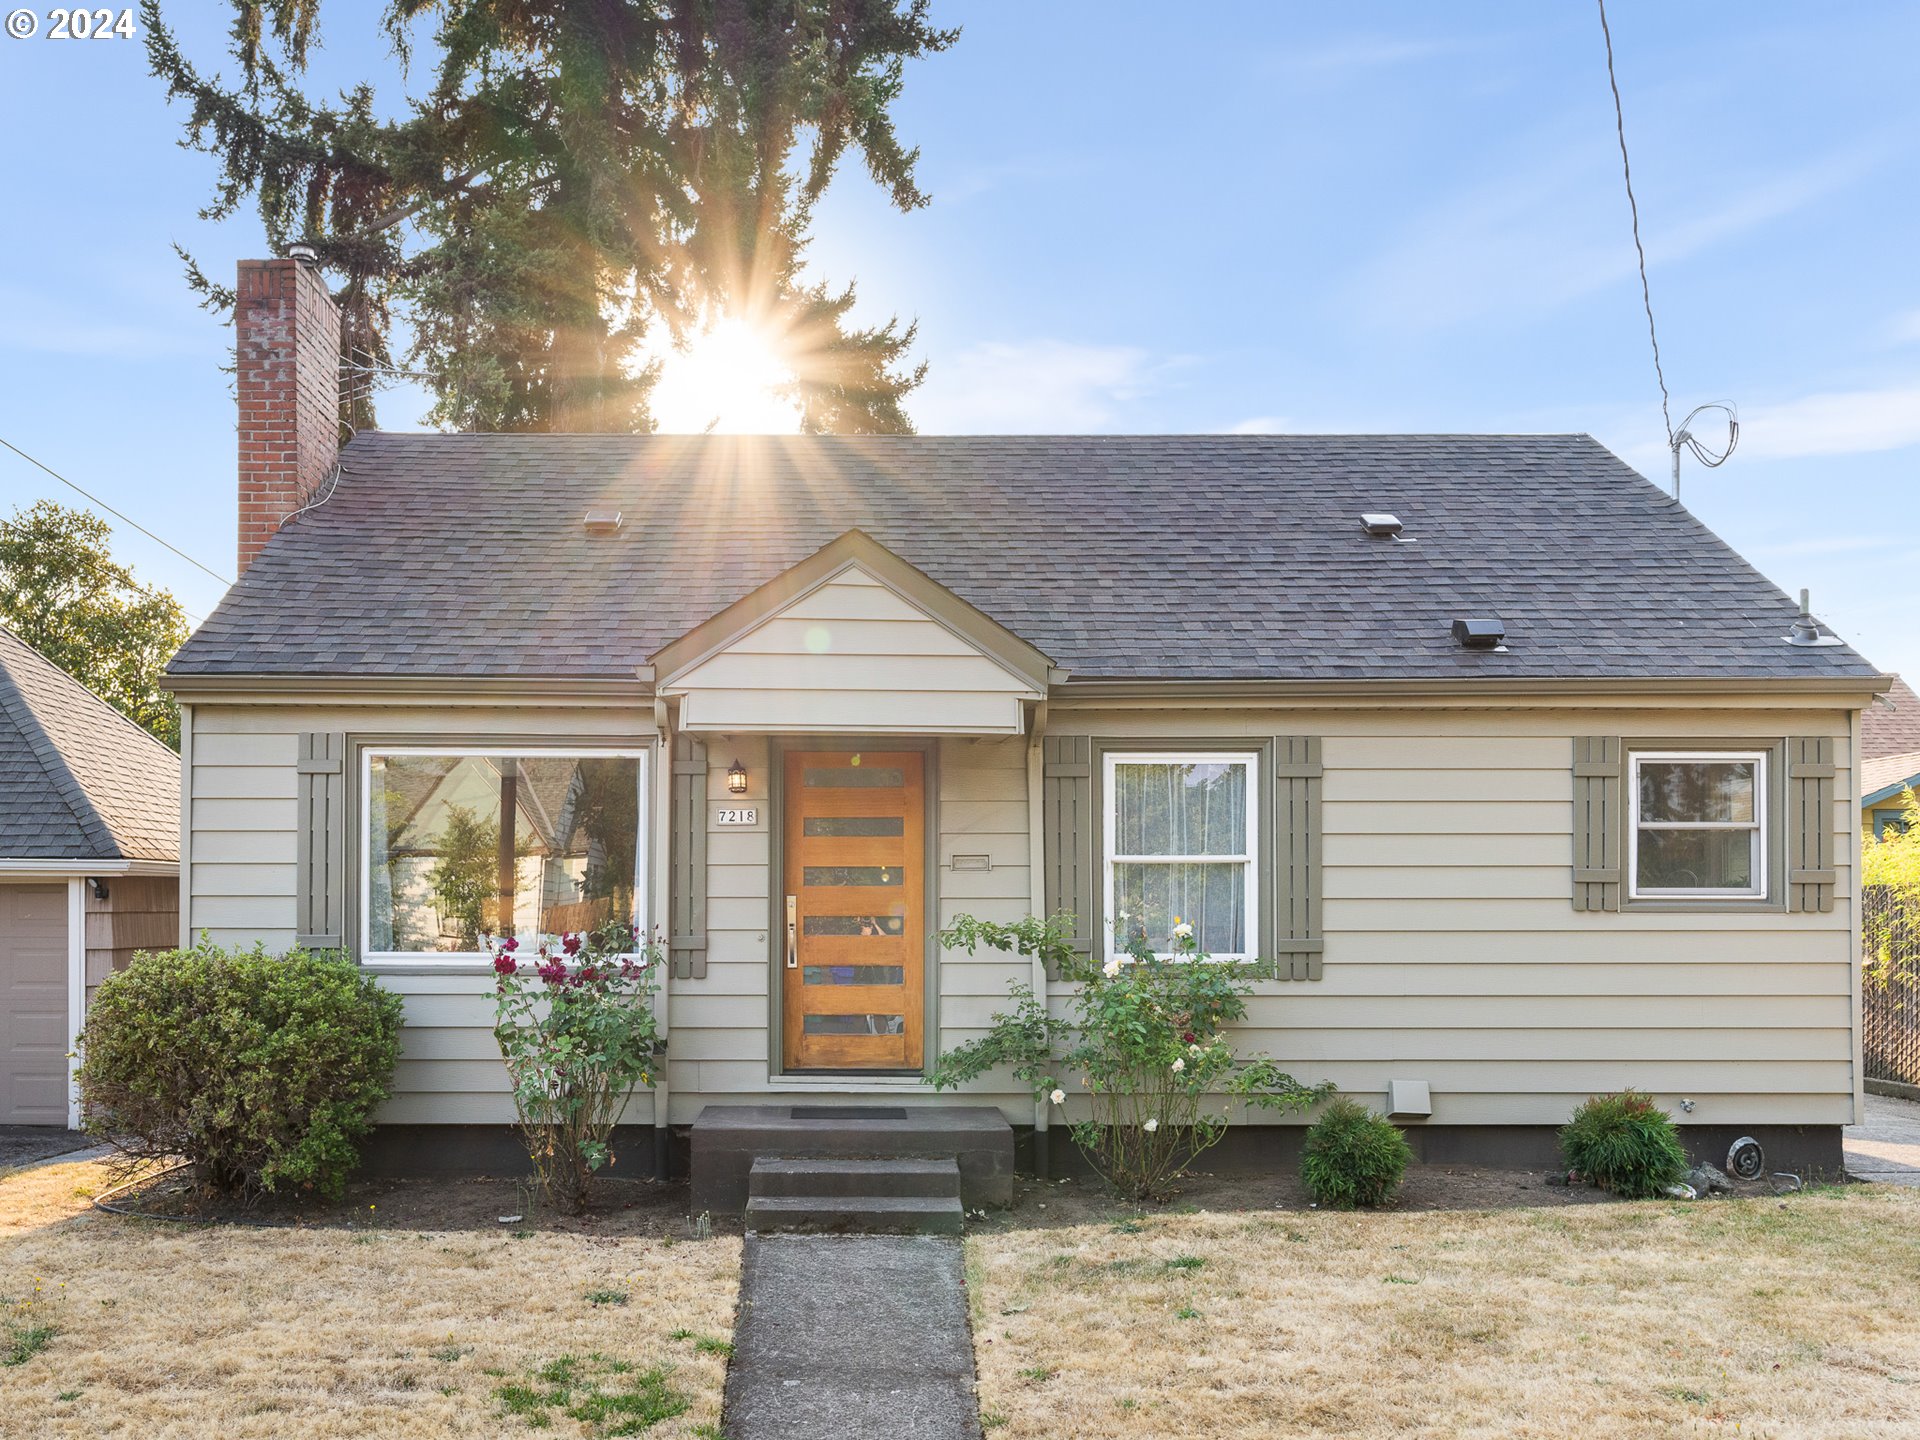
929, 913, 1331, 1201
77, 941, 404, 1200
1300, 1098, 1413, 1209
1558, 1091, 1687, 1198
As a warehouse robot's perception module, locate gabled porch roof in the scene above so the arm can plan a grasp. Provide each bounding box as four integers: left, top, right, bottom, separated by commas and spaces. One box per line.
653, 530, 1058, 735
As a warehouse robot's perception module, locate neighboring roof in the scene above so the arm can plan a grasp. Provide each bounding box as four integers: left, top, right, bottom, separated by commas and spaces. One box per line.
1862, 749, 1920, 809
0, 624, 180, 863
1863, 675, 1920, 760
170, 433, 1885, 687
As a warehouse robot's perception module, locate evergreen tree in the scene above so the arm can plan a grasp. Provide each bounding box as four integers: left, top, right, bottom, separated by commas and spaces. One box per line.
142, 0, 954, 433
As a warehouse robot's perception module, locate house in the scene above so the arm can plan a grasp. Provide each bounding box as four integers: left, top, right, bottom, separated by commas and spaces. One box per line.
0, 624, 179, 1127
1860, 674, 1920, 838
163, 255, 1889, 1188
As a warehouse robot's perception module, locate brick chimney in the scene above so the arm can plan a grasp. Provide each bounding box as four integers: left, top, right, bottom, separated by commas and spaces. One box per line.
235, 252, 342, 574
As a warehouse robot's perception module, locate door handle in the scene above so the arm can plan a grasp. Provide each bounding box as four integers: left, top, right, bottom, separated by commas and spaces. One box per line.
785, 895, 798, 969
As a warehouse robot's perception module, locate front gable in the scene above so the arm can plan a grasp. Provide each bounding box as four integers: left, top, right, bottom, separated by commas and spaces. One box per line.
654, 531, 1053, 735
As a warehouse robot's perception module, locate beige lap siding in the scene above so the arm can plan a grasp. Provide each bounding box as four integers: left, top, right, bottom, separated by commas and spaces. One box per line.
182, 696, 1860, 1129
663, 733, 1032, 1122
183, 703, 658, 1127
1047, 705, 1858, 1129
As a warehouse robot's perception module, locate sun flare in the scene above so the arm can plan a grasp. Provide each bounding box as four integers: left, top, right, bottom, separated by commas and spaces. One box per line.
648, 316, 803, 434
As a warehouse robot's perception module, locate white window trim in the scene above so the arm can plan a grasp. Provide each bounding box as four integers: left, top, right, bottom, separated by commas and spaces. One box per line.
1627, 749, 1768, 900
1102, 750, 1260, 961
359, 746, 651, 967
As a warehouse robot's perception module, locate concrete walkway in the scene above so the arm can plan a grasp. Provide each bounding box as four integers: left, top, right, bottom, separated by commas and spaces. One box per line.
1845, 1092, 1920, 1186
722, 1235, 983, 1440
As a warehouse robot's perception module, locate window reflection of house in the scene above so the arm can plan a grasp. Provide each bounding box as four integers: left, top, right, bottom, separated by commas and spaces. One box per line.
369, 754, 639, 953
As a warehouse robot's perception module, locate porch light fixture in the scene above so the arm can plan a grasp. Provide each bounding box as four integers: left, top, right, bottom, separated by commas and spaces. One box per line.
727, 759, 749, 795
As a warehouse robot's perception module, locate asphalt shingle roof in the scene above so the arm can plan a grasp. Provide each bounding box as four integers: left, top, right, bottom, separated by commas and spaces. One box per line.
0, 624, 180, 863
1863, 749, 1920, 803
1863, 675, 1920, 760
170, 433, 1882, 685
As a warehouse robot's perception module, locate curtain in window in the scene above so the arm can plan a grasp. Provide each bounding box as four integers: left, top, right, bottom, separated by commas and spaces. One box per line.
1112, 761, 1249, 955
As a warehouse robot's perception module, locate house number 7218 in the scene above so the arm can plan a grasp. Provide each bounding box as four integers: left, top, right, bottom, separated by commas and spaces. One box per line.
715, 807, 759, 826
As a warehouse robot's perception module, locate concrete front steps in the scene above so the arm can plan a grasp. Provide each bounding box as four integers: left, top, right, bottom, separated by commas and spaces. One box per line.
691, 1104, 1015, 1233
746, 1157, 964, 1235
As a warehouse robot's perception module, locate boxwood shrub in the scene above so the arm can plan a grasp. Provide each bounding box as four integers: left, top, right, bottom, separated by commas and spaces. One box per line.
1558, 1090, 1688, 1198
77, 941, 404, 1200
1300, 1098, 1414, 1209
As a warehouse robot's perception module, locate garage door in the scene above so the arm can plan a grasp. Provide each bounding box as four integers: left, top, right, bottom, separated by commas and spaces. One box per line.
1, 884, 69, 1125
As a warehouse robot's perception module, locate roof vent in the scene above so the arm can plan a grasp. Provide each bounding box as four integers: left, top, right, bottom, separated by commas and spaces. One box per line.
1360, 512, 1404, 538
1452, 617, 1507, 651
582, 508, 624, 535
1783, 588, 1844, 647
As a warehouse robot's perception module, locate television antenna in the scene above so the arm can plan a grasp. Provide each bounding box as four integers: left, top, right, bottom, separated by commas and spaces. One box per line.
1669, 401, 1739, 504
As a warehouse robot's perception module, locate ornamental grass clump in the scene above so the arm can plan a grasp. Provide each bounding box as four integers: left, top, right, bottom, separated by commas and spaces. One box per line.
1300, 1098, 1413, 1209
76, 941, 404, 1201
929, 912, 1333, 1200
1558, 1090, 1688, 1198
487, 923, 663, 1214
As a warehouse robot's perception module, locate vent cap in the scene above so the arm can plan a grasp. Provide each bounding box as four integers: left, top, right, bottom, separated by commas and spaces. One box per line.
1452, 617, 1506, 650
583, 508, 624, 535
1360, 512, 1403, 538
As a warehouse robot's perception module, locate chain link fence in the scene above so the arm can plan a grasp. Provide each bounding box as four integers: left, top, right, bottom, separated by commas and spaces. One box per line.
1863, 884, 1920, 1088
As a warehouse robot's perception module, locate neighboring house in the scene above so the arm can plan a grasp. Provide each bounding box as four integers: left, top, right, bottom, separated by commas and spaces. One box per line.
1860, 674, 1920, 838
0, 625, 179, 1127
164, 256, 1889, 1178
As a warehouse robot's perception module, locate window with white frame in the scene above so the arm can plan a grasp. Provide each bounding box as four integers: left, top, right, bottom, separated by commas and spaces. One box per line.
1629, 750, 1767, 899
362, 749, 648, 961
1103, 751, 1259, 959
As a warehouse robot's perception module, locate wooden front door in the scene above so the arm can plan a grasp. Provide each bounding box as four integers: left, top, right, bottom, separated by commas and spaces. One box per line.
782, 750, 925, 1071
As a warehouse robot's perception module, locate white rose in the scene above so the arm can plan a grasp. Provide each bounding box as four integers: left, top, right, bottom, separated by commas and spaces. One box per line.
1144, 1117, 1160, 1133
1172, 922, 1194, 939
1188, 1043, 1204, 1058
1170, 1058, 1186, 1074
1050, 1089, 1066, 1106
1102, 958, 1122, 978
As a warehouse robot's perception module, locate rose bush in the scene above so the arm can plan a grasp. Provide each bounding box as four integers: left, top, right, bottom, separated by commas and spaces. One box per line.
487, 922, 663, 1213
929, 912, 1332, 1200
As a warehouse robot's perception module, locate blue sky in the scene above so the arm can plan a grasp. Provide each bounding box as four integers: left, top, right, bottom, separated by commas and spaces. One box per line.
2, 3, 1917, 675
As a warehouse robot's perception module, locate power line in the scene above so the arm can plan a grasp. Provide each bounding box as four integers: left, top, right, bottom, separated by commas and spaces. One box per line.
0, 435, 234, 587
1596, 0, 1674, 451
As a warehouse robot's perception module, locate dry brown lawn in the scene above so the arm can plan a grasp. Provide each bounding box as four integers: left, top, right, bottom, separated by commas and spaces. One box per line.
968, 1182, 1920, 1439
0, 1158, 739, 1439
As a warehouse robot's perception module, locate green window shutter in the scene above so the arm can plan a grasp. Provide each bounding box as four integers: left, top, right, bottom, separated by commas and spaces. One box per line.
295, 731, 347, 951
1572, 737, 1623, 912
670, 734, 709, 978
1042, 735, 1094, 970
1272, 736, 1324, 980
1786, 735, 1837, 914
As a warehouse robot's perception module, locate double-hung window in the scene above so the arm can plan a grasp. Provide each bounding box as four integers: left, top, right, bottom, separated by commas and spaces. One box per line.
1629, 750, 1766, 900
362, 748, 649, 963
1103, 751, 1259, 960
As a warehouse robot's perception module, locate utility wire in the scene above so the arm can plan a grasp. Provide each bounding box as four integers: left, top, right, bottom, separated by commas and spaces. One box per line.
1597, 0, 1675, 450
0, 435, 234, 587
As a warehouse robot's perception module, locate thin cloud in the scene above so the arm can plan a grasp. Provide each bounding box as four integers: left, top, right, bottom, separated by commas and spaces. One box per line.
1348, 139, 1890, 334
912, 340, 1160, 433
1228, 416, 1292, 434
1737, 382, 1920, 459
1890, 309, 1920, 345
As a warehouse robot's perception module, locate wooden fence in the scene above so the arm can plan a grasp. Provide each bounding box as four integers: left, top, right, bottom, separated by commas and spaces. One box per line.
1863, 884, 1920, 1088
